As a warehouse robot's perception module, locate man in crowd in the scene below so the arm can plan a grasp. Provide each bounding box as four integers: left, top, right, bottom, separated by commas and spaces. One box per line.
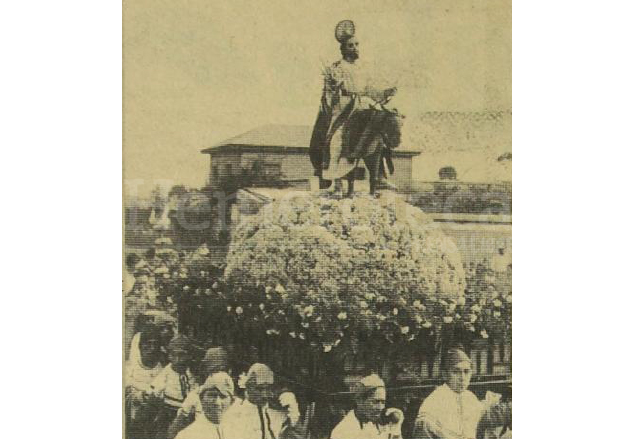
330, 373, 404, 439
174, 372, 236, 439
413, 348, 484, 439
150, 334, 199, 434
223, 363, 301, 439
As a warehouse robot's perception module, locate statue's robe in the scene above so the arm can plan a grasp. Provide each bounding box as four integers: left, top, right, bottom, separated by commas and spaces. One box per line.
309, 59, 401, 181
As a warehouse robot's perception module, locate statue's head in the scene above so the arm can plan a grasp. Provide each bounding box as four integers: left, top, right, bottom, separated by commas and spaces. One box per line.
335, 20, 358, 62
340, 36, 359, 62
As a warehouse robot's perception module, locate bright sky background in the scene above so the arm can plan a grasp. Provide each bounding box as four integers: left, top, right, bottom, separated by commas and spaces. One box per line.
124, 0, 511, 196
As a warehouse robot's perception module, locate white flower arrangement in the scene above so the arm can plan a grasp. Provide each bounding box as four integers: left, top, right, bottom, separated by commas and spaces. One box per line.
223, 193, 467, 346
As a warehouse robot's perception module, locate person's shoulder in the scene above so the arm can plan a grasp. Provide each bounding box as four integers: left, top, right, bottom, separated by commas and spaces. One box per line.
174, 421, 197, 439
326, 60, 344, 75
463, 389, 481, 404
419, 385, 447, 411
330, 410, 356, 437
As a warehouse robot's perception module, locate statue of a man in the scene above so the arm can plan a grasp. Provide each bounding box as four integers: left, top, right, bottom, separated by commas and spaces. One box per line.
309, 20, 401, 197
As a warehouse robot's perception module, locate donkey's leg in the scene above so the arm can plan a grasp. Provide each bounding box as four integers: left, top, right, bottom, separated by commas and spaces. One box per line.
346, 171, 355, 198
364, 150, 382, 197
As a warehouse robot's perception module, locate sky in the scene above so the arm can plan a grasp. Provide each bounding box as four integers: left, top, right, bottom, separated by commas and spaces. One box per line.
124, 0, 511, 197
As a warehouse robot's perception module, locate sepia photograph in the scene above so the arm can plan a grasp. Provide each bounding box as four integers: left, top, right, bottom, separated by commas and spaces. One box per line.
124, 1, 512, 438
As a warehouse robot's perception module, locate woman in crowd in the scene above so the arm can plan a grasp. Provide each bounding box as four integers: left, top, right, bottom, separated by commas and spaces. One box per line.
167, 347, 232, 439
174, 372, 236, 439
330, 373, 404, 439
125, 325, 163, 439
413, 348, 484, 439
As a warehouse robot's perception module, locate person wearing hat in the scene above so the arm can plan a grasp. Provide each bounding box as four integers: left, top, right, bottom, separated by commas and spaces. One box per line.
174, 372, 235, 439
330, 373, 404, 439
151, 334, 198, 409
309, 20, 400, 197
223, 363, 301, 439
167, 347, 233, 439
413, 348, 484, 439
125, 325, 164, 439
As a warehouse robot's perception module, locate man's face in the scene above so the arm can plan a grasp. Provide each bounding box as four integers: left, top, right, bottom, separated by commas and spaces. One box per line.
200, 388, 232, 424
445, 361, 473, 393
342, 36, 359, 61
169, 347, 191, 374
357, 387, 386, 422
139, 336, 159, 366
246, 381, 273, 407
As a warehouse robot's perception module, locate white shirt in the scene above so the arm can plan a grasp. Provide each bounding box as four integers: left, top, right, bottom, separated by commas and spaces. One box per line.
331, 410, 401, 439
222, 398, 288, 439
151, 365, 197, 408
175, 416, 226, 439
416, 384, 484, 439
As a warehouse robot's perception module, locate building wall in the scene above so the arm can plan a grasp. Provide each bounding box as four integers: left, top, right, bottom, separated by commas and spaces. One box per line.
208, 150, 416, 189
208, 152, 242, 187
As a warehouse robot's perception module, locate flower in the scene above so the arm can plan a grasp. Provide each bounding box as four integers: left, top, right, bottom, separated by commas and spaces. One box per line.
259, 303, 265, 311
275, 283, 286, 294
481, 329, 489, 339
289, 332, 296, 338
471, 304, 481, 313
443, 316, 453, 324
360, 301, 369, 309
493, 299, 503, 308
422, 321, 432, 328
226, 306, 232, 312
299, 333, 306, 340
392, 308, 399, 316
400, 326, 410, 334
337, 312, 347, 320
266, 329, 280, 335
301, 322, 309, 328
235, 306, 243, 315
494, 311, 501, 318
469, 313, 478, 323
303, 305, 314, 317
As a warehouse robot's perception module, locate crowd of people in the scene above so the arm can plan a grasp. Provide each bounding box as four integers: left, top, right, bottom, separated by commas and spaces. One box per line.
124, 234, 512, 439
125, 317, 511, 439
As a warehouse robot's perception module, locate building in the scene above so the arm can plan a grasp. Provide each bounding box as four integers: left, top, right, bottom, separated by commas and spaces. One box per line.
201, 124, 422, 191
